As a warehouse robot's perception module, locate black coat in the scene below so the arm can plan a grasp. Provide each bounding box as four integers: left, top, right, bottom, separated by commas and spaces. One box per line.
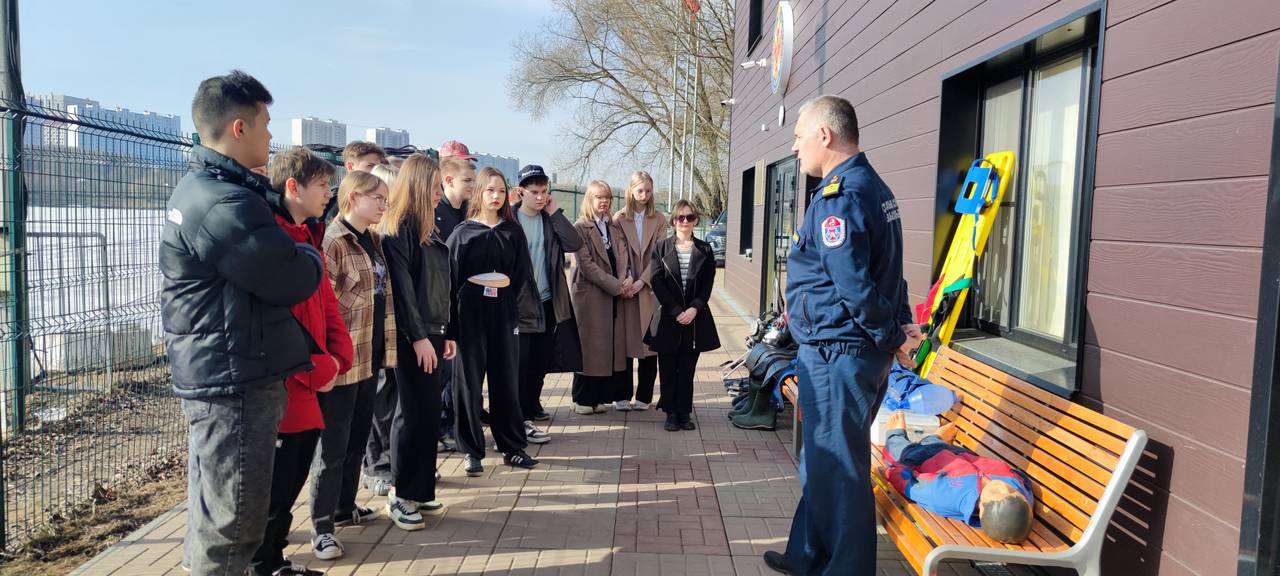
159, 145, 324, 398
644, 236, 721, 354
383, 216, 451, 342
511, 204, 583, 333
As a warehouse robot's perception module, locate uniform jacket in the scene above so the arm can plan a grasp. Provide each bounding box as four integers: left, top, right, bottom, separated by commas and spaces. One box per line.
323, 219, 398, 387
159, 145, 324, 398
614, 209, 668, 358
570, 217, 630, 377
883, 441, 1035, 527
511, 204, 583, 333
785, 153, 912, 352
273, 212, 354, 433
644, 236, 721, 354
382, 216, 450, 347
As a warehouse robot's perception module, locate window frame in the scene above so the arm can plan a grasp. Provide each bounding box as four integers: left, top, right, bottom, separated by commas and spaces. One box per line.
933, 5, 1105, 390
747, 0, 764, 54
739, 166, 756, 257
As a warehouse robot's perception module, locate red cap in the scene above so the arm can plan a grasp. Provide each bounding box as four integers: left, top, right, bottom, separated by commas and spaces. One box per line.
439, 140, 477, 161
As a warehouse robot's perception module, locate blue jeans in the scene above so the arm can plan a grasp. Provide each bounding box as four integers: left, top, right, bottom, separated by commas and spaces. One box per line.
785, 342, 893, 576
182, 382, 287, 576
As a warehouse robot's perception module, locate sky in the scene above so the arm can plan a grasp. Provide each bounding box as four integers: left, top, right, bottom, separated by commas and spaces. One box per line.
20, 0, 581, 179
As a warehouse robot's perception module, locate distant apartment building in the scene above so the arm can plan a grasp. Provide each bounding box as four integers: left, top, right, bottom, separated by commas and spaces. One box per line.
366, 127, 410, 149
472, 152, 520, 183
291, 117, 347, 147
25, 94, 183, 164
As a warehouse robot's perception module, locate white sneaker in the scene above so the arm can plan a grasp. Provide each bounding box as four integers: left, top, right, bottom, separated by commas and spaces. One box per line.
387, 497, 425, 531
312, 532, 344, 560
418, 500, 447, 516
525, 421, 551, 444
632, 401, 650, 411
574, 404, 597, 415
614, 400, 633, 412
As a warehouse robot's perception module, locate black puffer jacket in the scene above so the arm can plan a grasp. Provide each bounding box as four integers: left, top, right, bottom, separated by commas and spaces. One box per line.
383, 216, 451, 342
160, 145, 324, 398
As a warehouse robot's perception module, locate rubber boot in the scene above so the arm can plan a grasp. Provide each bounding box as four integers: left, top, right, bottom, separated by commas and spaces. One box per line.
731, 378, 778, 431
728, 378, 763, 419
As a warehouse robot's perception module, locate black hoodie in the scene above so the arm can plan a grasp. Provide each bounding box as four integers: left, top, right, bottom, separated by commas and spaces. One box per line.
445, 218, 532, 339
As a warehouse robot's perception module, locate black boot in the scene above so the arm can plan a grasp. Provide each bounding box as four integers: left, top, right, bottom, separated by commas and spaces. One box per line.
664, 413, 680, 431
762, 551, 793, 574
728, 378, 763, 419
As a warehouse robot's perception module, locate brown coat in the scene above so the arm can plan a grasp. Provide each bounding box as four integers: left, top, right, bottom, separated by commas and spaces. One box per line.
570, 218, 630, 377
323, 221, 398, 386
614, 209, 668, 358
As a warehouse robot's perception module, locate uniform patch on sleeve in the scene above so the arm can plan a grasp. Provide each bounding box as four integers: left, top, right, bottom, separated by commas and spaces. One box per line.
821, 216, 846, 247
166, 208, 183, 226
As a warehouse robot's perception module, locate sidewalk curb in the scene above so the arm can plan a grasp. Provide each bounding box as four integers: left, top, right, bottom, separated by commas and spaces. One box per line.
68, 502, 188, 576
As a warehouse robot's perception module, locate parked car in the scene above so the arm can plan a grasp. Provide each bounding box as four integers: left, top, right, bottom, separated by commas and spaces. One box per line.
705, 211, 726, 267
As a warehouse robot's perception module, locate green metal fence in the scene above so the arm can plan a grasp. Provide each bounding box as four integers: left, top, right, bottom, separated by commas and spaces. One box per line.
0, 101, 192, 554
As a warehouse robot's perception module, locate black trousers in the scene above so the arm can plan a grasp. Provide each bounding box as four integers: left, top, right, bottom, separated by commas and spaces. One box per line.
658, 351, 700, 416
311, 366, 378, 535
391, 334, 444, 502
250, 429, 321, 576
518, 299, 556, 421
626, 356, 657, 404
362, 367, 397, 480
455, 284, 526, 458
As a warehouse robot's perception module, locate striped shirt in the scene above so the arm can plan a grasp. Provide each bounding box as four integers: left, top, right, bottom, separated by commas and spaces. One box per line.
677, 246, 692, 291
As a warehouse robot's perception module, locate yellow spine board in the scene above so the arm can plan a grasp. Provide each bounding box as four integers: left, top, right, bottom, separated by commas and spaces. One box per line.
916, 151, 1015, 377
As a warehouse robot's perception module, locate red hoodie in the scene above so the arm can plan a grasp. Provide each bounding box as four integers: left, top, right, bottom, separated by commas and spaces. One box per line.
275, 214, 354, 433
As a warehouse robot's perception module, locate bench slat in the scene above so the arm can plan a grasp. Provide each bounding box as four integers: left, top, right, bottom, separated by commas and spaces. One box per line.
875, 484, 932, 574
949, 392, 1108, 504
937, 361, 1126, 466
941, 348, 1136, 443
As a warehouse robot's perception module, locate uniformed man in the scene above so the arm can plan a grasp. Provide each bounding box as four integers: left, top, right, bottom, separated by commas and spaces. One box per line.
763, 95, 922, 575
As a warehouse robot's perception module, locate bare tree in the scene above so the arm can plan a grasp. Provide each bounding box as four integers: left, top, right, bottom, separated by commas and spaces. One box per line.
509, 0, 732, 215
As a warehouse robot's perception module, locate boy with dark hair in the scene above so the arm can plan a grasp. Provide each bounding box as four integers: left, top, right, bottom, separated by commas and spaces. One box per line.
320, 141, 386, 223
246, 148, 354, 576
162, 71, 324, 576
512, 164, 582, 440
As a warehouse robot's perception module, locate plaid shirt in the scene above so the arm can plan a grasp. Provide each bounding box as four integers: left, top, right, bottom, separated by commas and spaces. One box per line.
323, 220, 398, 386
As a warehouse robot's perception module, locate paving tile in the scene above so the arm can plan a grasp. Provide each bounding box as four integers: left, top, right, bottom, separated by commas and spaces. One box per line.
609, 552, 737, 576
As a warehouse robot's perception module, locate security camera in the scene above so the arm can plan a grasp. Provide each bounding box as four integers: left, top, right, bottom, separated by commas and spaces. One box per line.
739, 58, 768, 69
720, 98, 735, 106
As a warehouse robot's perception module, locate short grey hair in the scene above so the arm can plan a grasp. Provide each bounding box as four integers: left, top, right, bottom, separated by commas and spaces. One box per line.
798, 95, 860, 145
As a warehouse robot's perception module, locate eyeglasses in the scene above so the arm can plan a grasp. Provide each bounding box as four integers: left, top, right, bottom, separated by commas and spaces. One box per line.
362, 193, 389, 208
674, 214, 698, 224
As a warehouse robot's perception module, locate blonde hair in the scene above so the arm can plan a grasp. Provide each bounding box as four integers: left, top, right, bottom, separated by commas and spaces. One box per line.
618, 170, 658, 219
381, 154, 440, 245
578, 180, 614, 224
370, 163, 399, 187
440, 156, 474, 180
337, 171, 387, 220
468, 167, 515, 222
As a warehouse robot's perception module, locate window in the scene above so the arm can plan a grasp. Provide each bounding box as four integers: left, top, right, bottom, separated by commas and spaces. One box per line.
747, 0, 764, 53
938, 13, 1098, 371
739, 167, 755, 256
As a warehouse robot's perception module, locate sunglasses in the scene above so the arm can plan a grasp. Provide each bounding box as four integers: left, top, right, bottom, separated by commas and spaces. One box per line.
674, 214, 698, 224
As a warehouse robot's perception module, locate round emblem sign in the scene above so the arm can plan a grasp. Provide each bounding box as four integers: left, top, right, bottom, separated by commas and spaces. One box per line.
770, 1, 794, 95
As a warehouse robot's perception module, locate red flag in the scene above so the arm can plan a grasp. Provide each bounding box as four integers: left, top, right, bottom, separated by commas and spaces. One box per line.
684, 0, 701, 15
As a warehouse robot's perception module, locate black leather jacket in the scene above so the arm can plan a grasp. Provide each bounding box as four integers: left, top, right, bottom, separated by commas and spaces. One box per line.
159, 145, 323, 398
383, 216, 451, 342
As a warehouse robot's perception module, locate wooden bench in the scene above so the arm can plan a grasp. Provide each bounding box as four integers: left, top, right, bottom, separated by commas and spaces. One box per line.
872, 346, 1147, 576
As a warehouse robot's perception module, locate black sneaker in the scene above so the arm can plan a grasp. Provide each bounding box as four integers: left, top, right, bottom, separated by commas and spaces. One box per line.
679, 414, 697, 431
664, 413, 680, 432
762, 551, 793, 575
333, 505, 377, 527
533, 408, 551, 421
504, 451, 539, 469
272, 560, 324, 576
465, 455, 484, 477
439, 436, 457, 452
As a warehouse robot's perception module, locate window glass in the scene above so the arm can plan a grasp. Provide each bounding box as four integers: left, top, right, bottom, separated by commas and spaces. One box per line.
975, 77, 1023, 329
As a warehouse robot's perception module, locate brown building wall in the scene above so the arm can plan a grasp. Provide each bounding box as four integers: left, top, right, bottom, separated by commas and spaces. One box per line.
724, 0, 1280, 574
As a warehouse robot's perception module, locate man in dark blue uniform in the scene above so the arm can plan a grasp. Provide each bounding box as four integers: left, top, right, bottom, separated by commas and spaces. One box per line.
763, 95, 922, 575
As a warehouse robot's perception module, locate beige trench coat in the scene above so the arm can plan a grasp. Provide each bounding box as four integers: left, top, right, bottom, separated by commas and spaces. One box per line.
613, 209, 668, 359
570, 218, 630, 377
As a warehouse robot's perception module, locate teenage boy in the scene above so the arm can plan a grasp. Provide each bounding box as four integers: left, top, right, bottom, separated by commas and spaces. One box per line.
513, 164, 583, 442
321, 141, 386, 223
248, 148, 354, 576
161, 71, 324, 576
423, 155, 477, 453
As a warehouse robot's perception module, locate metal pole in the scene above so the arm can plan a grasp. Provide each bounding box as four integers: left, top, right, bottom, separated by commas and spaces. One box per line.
680, 54, 691, 200
688, 16, 700, 203
0, 0, 23, 552
668, 50, 678, 209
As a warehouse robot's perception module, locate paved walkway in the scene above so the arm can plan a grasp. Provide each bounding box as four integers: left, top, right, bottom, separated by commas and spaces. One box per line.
72, 287, 983, 576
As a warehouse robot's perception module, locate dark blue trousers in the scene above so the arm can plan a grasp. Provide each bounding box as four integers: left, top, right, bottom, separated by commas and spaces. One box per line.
785, 342, 893, 575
